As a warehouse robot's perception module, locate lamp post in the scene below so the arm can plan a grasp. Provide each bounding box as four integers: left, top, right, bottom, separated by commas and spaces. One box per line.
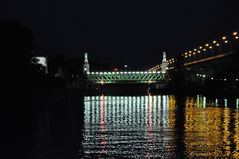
232, 32, 239, 49
209, 45, 213, 56
216, 43, 221, 54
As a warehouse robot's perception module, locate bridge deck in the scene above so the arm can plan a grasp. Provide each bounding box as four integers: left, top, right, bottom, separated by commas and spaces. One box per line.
86, 71, 166, 84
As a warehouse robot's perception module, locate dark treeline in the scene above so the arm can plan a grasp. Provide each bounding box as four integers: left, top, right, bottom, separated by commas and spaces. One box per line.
0, 20, 45, 92
0, 20, 113, 93
0, 19, 116, 159
0, 20, 90, 159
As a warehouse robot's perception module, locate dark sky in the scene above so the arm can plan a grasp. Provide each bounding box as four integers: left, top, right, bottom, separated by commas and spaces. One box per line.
1, 0, 239, 69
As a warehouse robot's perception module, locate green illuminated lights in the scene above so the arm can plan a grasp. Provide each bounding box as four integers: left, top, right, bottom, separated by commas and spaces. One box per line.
87, 71, 165, 84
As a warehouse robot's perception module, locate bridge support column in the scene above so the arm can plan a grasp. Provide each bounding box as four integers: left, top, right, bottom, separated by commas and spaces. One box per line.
83, 52, 90, 74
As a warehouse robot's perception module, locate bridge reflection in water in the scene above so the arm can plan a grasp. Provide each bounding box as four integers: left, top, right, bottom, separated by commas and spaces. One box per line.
81, 95, 239, 158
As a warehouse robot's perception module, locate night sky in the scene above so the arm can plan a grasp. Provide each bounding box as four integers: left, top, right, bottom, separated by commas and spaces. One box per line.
1, 0, 239, 69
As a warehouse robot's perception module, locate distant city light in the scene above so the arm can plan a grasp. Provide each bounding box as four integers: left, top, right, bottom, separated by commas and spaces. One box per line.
233, 32, 238, 36
33, 56, 47, 73
222, 36, 227, 40
148, 80, 152, 84
124, 65, 128, 68
224, 99, 227, 107
34, 57, 47, 67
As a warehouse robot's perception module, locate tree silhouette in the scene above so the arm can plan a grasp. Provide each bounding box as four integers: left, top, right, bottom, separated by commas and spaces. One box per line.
0, 20, 45, 92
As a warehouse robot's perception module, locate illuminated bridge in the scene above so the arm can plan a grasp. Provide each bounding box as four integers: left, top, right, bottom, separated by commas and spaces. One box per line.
86, 71, 165, 84
83, 53, 168, 84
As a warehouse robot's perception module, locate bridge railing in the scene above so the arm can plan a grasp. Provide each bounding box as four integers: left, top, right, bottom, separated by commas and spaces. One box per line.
150, 31, 239, 70
182, 31, 239, 65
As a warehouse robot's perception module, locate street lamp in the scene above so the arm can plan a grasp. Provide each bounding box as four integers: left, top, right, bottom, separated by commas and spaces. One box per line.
209, 46, 214, 56
232, 31, 239, 40
233, 32, 238, 36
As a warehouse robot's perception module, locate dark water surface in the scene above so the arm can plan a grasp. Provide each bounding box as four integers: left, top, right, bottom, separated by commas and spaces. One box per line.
14, 92, 238, 159
80, 94, 239, 158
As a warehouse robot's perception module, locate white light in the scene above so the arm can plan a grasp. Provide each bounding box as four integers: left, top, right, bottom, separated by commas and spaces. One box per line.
202, 75, 206, 78
124, 65, 128, 68
224, 99, 227, 107
34, 57, 47, 67
92, 72, 95, 75
203, 97, 206, 108
211, 77, 213, 80
196, 74, 199, 76
224, 78, 226, 81
215, 99, 218, 106
236, 79, 238, 81
95, 72, 99, 74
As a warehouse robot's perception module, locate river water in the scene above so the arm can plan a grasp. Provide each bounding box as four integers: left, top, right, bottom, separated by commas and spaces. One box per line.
80, 94, 239, 158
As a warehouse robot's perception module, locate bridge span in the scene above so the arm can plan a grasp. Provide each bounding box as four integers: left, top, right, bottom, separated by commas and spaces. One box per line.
83, 52, 168, 84
86, 71, 165, 84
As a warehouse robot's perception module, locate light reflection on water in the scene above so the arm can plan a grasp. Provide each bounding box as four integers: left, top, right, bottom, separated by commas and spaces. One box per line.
81, 95, 239, 158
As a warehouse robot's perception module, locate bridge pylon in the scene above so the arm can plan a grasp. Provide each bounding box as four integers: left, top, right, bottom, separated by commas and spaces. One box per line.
161, 52, 168, 73
83, 52, 90, 74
